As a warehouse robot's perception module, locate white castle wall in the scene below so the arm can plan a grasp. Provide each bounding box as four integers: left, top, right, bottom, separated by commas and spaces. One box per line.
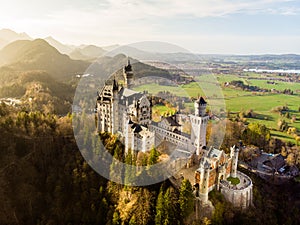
149, 125, 195, 152
220, 171, 253, 209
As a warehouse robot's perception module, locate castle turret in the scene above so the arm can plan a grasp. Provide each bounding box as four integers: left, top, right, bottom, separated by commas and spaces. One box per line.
195, 97, 207, 117
112, 77, 119, 133
230, 145, 239, 178
124, 59, 134, 89
190, 97, 209, 155
198, 160, 210, 203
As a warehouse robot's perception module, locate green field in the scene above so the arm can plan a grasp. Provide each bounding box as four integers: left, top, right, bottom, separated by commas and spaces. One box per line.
134, 83, 190, 97
134, 74, 300, 144
247, 79, 300, 92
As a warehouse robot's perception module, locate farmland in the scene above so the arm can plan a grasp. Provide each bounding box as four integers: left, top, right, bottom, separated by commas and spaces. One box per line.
134, 72, 300, 144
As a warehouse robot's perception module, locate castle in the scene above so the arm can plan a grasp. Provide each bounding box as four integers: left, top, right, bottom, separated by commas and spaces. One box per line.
96, 60, 208, 155
96, 60, 252, 209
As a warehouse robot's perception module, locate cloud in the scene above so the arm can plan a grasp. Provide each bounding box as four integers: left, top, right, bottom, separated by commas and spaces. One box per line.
1, 0, 299, 53
42, 0, 297, 33
100, 0, 299, 18
11, 0, 293, 46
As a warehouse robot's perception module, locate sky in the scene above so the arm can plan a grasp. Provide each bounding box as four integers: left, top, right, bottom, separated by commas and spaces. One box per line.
0, 0, 300, 54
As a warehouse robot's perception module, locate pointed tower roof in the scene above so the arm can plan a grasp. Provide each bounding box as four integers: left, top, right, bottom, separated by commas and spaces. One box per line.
124, 59, 132, 72
113, 76, 119, 91
196, 97, 207, 105
204, 160, 211, 169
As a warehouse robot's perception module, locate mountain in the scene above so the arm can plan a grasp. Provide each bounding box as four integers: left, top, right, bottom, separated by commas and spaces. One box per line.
0, 39, 89, 81
44, 36, 73, 54
106, 45, 154, 60
0, 28, 32, 49
66, 43, 119, 53
84, 54, 175, 83
106, 45, 199, 62
0, 71, 75, 114
0, 38, 7, 49
102, 44, 120, 52
80, 45, 106, 58
69, 49, 91, 61
69, 45, 106, 60
128, 41, 189, 54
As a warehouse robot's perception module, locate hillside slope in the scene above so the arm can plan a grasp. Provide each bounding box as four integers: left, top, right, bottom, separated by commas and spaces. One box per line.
0, 39, 89, 81
44, 36, 73, 55
69, 45, 106, 61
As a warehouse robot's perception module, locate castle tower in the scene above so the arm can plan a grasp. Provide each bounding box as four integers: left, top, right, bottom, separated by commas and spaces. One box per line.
195, 97, 207, 117
190, 97, 209, 155
198, 160, 210, 203
112, 77, 119, 133
230, 145, 239, 178
124, 59, 134, 89
124, 118, 134, 154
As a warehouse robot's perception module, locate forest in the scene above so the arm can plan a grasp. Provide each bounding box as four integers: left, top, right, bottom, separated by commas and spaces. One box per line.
1, 102, 300, 225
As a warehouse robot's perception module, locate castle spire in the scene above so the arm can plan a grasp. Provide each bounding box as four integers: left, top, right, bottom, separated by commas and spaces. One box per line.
113, 75, 118, 91
123, 58, 134, 89
194, 96, 207, 117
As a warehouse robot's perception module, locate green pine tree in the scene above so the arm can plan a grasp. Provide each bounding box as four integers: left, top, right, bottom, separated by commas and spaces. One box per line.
155, 187, 165, 225
148, 147, 160, 166
112, 210, 121, 225
179, 179, 194, 218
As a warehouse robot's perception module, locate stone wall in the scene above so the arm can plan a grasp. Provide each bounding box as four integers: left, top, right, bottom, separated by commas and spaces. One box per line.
220, 171, 253, 209
149, 124, 194, 152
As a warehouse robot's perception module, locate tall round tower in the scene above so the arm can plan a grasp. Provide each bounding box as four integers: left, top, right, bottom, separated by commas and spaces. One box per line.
199, 160, 210, 203
230, 145, 239, 178
112, 77, 119, 133
123, 59, 134, 89
191, 97, 209, 155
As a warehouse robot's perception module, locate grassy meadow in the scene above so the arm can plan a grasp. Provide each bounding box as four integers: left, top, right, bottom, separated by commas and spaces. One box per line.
134, 73, 300, 144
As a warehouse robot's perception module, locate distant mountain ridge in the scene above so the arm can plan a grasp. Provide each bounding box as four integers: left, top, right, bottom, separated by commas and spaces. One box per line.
0, 28, 32, 49
44, 36, 73, 55
43, 36, 107, 60
69, 45, 106, 61
0, 39, 89, 81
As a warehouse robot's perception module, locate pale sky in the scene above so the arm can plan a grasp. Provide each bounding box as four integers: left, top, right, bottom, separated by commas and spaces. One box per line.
0, 0, 300, 54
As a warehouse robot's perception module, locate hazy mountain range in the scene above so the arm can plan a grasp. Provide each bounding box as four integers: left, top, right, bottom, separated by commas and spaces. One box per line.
0, 39, 89, 81
0, 29, 180, 114
0, 29, 32, 49
1, 28, 300, 63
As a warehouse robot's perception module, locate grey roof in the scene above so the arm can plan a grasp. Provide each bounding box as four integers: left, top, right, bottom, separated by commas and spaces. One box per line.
124, 59, 132, 72
196, 97, 207, 105
128, 119, 134, 124
131, 123, 142, 133
207, 147, 222, 159
269, 154, 286, 170
113, 78, 118, 91
198, 158, 211, 171
118, 87, 143, 106
164, 116, 181, 127
204, 160, 211, 169
120, 88, 139, 97
131, 123, 148, 134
